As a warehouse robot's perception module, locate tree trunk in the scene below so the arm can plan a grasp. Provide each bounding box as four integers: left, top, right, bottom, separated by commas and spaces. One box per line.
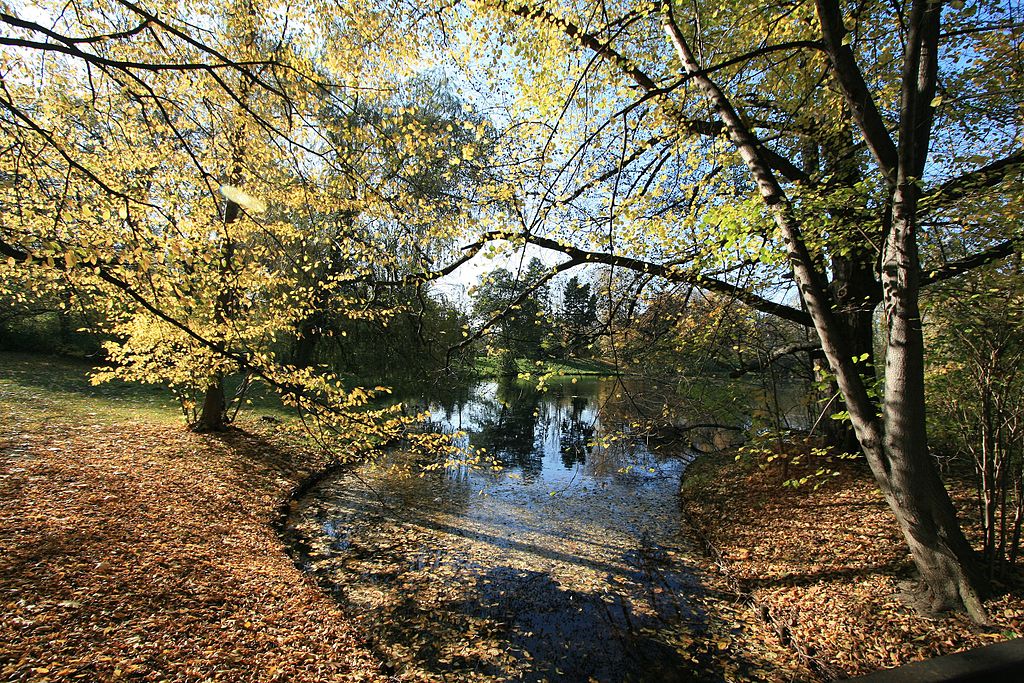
662, 6, 989, 621
825, 248, 878, 452
194, 375, 227, 432
822, 120, 879, 452
197, 1, 256, 432
871, 176, 988, 620
869, 435, 988, 618
292, 317, 322, 368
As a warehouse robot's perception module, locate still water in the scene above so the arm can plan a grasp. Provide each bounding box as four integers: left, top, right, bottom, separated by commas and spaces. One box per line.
288, 377, 750, 682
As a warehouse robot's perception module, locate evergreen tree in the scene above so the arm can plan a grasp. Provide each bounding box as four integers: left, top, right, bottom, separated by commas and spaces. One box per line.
560, 275, 598, 356
472, 258, 552, 363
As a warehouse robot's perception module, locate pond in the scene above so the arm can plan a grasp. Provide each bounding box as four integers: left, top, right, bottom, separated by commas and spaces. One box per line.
287, 376, 780, 681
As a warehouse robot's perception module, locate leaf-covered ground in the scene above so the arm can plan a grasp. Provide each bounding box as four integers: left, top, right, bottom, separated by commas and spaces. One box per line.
0, 358, 383, 682
5, 352, 1021, 682
680, 452, 1024, 680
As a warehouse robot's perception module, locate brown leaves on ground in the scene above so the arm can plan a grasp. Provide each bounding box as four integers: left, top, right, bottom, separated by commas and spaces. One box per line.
681, 454, 1023, 681
0, 409, 384, 682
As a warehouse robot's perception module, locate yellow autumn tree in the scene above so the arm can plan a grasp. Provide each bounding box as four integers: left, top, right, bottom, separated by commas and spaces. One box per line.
0, 0, 498, 446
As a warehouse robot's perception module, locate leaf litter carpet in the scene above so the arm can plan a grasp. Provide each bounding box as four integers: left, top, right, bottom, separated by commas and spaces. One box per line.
0, 408, 383, 682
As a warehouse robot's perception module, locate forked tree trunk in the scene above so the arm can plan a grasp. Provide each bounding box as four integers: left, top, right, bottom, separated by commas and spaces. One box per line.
662, 6, 988, 621
870, 179, 988, 619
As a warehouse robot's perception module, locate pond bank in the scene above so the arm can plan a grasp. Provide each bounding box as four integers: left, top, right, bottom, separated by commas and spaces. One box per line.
679, 452, 1024, 681
469, 356, 618, 379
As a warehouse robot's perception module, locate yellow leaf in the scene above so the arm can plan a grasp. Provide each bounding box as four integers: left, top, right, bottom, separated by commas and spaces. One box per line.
219, 185, 267, 213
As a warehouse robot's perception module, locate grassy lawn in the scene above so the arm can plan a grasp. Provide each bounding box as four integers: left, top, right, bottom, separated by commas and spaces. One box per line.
472, 354, 617, 378
0, 352, 296, 428
0, 352, 181, 427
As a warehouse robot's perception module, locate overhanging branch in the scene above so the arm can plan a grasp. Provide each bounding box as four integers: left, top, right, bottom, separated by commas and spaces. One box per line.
920, 150, 1024, 213
505, 2, 808, 183
726, 341, 822, 378
519, 232, 812, 326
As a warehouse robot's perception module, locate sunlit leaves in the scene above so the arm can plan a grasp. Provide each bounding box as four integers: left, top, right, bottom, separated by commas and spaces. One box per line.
0, 0, 496, 446
219, 185, 267, 214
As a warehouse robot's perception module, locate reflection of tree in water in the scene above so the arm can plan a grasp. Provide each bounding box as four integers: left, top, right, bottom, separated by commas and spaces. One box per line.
473, 380, 545, 478
431, 380, 606, 477
560, 394, 594, 469
416, 377, 717, 480
474, 382, 600, 476
406, 382, 473, 427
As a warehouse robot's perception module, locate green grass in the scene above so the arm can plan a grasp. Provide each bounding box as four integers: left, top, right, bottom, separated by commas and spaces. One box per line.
0, 352, 297, 428
472, 355, 617, 378
0, 352, 182, 426
225, 376, 300, 422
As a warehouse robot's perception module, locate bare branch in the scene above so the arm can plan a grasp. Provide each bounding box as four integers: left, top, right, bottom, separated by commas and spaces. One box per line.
727, 341, 822, 378
518, 232, 813, 326
921, 150, 1024, 212
505, 4, 812, 186
0, 14, 274, 73
922, 241, 1017, 286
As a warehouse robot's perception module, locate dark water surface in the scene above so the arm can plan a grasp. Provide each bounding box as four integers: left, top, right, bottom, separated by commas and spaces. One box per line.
289, 377, 738, 681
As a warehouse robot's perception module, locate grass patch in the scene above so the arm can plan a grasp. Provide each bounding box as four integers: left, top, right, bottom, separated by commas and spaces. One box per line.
0, 352, 180, 426
0, 352, 297, 427
472, 355, 616, 378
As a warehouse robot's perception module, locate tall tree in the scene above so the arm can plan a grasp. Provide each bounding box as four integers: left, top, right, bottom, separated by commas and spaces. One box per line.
446, 0, 1024, 619
472, 258, 553, 362
289, 73, 489, 369
560, 275, 597, 356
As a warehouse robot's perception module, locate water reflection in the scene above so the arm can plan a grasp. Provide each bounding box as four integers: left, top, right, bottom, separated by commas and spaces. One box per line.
418, 378, 676, 484
290, 377, 725, 682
